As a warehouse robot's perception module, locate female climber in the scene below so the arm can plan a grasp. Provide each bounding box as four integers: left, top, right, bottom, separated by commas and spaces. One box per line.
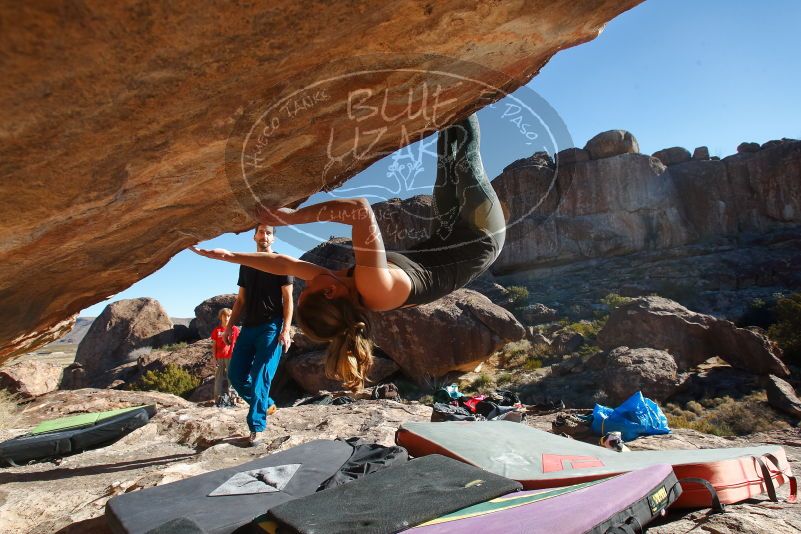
191, 113, 506, 390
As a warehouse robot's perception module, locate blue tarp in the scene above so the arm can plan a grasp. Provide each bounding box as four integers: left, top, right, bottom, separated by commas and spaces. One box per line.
591, 391, 671, 442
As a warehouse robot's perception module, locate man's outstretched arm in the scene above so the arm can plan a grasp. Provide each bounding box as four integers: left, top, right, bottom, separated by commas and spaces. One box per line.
225, 286, 246, 344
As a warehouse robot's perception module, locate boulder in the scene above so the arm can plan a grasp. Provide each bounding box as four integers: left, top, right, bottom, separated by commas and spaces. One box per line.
187, 377, 216, 403
465, 275, 512, 304
737, 142, 761, 153
555, 147, 590, 164
761, 139, 785, 150
0, 360, 63, 398
692, 146, 710, 160
171, 323, 197, 344
550, 330, 584, 355
765, 375, 801, 418
284, 349, 399, 393
597, 296, 789, 376
526, 330, 552, 351
518, 303, 558, 325
369, 289, 526, 383
583, 130, 640, 160
193, 295, 237, 339
60, 362, 88, 390
601, 346, 683, 404
74, 298, 175, 385
652, 147, 691, 166
504, 151, 554, 172
288, 325, 327, 354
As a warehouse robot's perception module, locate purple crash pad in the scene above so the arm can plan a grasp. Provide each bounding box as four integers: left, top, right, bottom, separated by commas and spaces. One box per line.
407, 463, 679, 534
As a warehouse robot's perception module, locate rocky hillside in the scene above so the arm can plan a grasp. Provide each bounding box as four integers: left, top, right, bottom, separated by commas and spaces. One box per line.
49, 318, 95, 345
492, 134, 801, 319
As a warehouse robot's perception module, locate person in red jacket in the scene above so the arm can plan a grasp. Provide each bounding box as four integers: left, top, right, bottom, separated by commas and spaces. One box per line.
210, 308, 240, 400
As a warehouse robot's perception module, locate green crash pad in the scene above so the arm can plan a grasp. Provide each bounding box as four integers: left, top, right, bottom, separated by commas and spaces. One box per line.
31, 405, 155, 435
396, 421, 796, 508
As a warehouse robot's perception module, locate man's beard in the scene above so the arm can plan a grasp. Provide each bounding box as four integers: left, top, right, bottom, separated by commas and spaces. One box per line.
257, 241, 271, 252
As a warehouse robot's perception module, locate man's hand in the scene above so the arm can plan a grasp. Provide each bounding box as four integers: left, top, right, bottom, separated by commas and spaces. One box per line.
279, 328, 292, 352
223, 325, 234, 345
190, 246, 234, 261
255, 206, 297, 226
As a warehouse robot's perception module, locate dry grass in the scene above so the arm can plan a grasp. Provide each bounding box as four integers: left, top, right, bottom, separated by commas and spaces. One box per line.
665, 392, 791, 436
0, 390, 22, 430
496, 340, 546, 371
466, 373, 495, 393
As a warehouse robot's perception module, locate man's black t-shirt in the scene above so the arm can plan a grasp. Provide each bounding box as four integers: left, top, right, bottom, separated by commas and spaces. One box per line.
237, 265, 294, 327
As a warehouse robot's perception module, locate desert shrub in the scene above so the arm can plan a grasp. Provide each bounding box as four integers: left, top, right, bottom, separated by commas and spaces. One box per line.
601, 292, 633, 311
665, 392, 790, 436
0, 390, 21, 430
768, 292, 801, 364
496, 340, 551, 370
497, 340, 532, 367
468, 373, 495, 392
505, 285, 529, 311
576, 344, 601, 358
561, 319, 605, 339
496, 372, 513, 386
522, 357, 543, 371
418, 394, 434, 405
738, 297, 778, 329
158, 342, 188, 352
131, 364, 200, 398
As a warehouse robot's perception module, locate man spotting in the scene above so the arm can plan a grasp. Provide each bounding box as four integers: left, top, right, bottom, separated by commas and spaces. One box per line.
224, 224, 293, 445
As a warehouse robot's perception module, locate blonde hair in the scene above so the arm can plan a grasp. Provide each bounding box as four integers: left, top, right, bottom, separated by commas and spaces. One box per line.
218, 308, 232, 322
296, 292, 373, 391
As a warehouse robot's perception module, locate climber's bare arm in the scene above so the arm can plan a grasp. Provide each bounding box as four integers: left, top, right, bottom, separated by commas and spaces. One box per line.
252, 198, 412, 309
189, 247, 328, 281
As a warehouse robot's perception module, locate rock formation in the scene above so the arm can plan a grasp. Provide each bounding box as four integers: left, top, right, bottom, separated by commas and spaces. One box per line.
193, 295, 237, 339
765, 375, 801, 419
583, 129, 640, 159
284, 349, 400, 393
493, 137, 801, 272
369, 288, 525, 382
597, 296, 789, 376
492, 136, 801, 318
0, 1, 642, 362
600, 346, 684, 405
74, 298, 175, 384
0, 360, 63, 398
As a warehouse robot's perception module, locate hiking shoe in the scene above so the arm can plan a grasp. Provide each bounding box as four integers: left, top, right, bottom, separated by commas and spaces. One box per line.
248, 432, 262, 446
267, 405, 277, 416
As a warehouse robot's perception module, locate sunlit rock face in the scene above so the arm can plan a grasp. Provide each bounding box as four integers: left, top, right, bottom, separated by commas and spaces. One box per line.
492, 137, 801, 274
0, 1, 641, 362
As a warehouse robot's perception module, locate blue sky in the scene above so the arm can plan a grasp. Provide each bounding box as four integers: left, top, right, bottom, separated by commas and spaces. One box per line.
82, 0, 801, 318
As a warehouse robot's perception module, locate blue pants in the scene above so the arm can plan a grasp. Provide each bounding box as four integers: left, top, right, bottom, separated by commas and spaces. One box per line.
228, 318, 283, 432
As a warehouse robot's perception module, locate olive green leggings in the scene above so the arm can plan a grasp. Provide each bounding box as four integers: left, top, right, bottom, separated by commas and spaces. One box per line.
430, 113, 506, 252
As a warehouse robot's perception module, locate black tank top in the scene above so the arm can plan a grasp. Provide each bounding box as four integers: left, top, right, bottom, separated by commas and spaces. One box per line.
346, 231, 499, 307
